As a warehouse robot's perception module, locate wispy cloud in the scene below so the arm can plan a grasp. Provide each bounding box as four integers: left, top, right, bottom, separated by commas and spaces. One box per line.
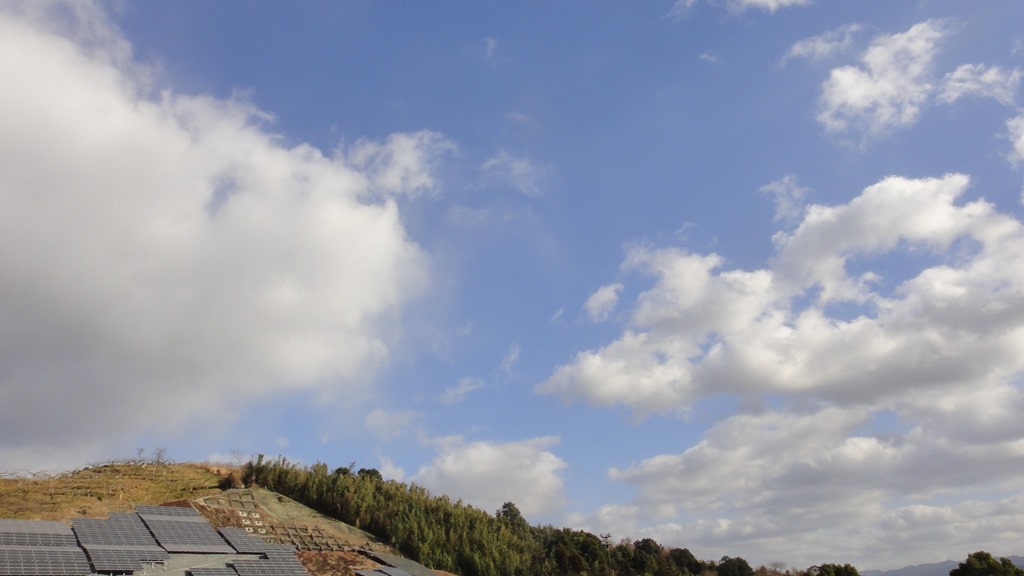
760, 174, 809, 224
585, 283, 624, 323
498, 342, 522, 379
783, 23, 863, 65
938, 63, 1021, 106
439, 377, 485, 405
480, 149, 548, 197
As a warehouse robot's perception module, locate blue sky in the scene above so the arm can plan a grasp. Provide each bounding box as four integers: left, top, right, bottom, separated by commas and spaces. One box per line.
3, 0, 1024, 570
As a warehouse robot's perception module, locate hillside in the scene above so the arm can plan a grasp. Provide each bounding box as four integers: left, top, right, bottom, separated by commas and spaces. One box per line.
0, 461, 437, 576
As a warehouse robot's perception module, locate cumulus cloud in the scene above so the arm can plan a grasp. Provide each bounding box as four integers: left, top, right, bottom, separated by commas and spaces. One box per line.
0, 3, 452, 470
413, 436, 567, 518
818, 20, 948, 136
543, 173, 1024, 565
480, 149, 547, 197
585, 283, 624, 323
938, 64, 1021, 106
783, 23, 863, 64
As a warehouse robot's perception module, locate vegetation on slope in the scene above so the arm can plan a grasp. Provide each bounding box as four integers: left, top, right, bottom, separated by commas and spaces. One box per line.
243, 455, 768, 576
0, 458, 224, 520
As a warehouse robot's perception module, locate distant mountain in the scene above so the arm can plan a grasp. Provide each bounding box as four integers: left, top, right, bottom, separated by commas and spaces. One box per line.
862, 556, 1024, 576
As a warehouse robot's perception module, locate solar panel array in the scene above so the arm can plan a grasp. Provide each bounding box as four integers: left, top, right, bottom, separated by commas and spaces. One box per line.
0, 520, 90, 576
382, 569, 416, 576
139, 508, 234, 554
135, 505, 200, 517
189, 569, 239, 576
260, 546, 297, 558
72, 513, 160, 547
364, 552, 437, 576
0, 521, 76, 548
73, 511, 170, 572
85, 548, 171, 572
231, 550, 306, 576
218, 528, 270, 554
356, 569, 417, 576
0, 546, 91, 576
1, 504, 316, 576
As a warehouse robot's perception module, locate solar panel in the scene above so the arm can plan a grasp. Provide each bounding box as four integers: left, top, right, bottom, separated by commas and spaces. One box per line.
0, 545, 92, 576
378, 568, 414, 576
217, 528, 268, 555
260, 546, 297, 558
189, 569, 239, 576
135, 505, 200, 517
0, 521, 77, 547
142, 518, 234, 554
0, 521, 73, 535
84, 547, 169, 572
72, 515, 160, 547
230, 557, 308, 576
365, 552, 437, 576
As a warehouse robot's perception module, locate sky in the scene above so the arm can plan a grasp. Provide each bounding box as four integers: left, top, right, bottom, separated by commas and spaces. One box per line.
2, 0, 1024, 570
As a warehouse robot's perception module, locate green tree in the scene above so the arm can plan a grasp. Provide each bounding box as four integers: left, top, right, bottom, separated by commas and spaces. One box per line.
496, 501, 529, 533
950, 552, 1024, 576
818, 564, 860, 576
717, 556, 754, 576
669, 548, 702, 576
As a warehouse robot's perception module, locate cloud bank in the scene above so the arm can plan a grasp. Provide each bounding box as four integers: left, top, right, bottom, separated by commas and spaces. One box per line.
541, 173, 1024, 565
0, 3, 451, 469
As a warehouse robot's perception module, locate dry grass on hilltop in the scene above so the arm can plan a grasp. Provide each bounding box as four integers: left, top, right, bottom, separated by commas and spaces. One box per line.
0, 461, 228, 521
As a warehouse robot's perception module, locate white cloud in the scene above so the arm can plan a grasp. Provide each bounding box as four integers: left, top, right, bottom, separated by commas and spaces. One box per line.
730, 0, 812, 13
413, 436, 567, 518
498, 342, 521, 379
818, 20, 947, 136
476, 36, 505, 67
378, 455, 406, 482
584, 283, 624, 323
669, 0, 811, 17
505, 112, 542, 130
365, 409, 422, 441
480, 149, 547, 197
783, 23, 863, 64
543, 173, 1024, 566
1009, 114, 1024, 165
439, 377, 485, 405
0, 4, 451, 469
346, 131, 456, 198
938, 64, 1021, 106
759, 174, 809, 223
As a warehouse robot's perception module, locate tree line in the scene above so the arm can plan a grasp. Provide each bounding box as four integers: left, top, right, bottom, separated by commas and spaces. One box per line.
241, 455, 848, 576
